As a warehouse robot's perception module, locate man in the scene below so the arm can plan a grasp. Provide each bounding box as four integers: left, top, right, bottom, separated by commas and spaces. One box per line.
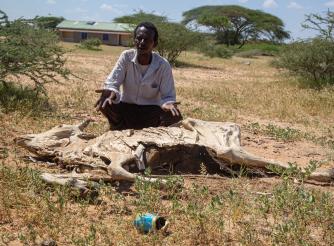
95, 22, 182, 130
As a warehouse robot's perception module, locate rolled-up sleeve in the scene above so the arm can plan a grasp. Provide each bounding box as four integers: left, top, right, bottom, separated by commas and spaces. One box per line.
159, 63, 176, 106
104, 51, 128, 104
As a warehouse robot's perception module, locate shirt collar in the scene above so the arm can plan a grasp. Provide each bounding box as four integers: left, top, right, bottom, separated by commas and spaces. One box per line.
130, 49, 137, 63
131, 49, 157, 68
131, 49, 160, 80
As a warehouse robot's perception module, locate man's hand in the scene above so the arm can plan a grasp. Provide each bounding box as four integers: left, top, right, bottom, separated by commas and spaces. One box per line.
161, 102, 180, 116
95, 89, 116, 111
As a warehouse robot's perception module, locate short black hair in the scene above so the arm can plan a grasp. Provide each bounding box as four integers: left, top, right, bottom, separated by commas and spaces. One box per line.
133, 22, 159, 44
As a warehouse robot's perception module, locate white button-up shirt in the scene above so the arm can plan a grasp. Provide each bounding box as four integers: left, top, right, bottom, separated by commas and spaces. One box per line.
104, 49, 176, 106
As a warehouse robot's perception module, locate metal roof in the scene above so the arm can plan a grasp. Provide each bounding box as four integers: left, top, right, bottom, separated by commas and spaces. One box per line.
56, 20, 133, 33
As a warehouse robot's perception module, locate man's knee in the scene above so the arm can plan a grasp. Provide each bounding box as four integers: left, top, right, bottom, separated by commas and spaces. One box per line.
160, 110, 183, 126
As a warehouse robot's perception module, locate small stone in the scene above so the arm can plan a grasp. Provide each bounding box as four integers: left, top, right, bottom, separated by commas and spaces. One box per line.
241, 61, 251, 65
40, 239, 57, 246
126, 129, 134, 137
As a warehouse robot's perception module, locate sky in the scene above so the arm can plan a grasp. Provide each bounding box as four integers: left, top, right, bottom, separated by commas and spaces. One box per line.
1, 0, 334, 40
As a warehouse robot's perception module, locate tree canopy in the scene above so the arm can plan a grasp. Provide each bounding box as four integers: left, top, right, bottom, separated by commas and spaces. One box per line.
34, 16, 65, 30
0, 10, 8, 26
114, 11, 168, 25
182, 5, 290, 46
114, 11, 201, 65
302, 9, 334, 41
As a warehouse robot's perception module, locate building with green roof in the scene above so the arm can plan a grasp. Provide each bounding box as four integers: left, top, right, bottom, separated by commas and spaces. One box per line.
56, 20, 133, 46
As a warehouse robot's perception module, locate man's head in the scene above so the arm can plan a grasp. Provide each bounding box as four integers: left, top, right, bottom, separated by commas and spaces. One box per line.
134, 22, 158, 55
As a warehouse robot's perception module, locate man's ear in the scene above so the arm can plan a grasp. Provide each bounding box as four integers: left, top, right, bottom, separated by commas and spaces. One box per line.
153, 40, 158, 48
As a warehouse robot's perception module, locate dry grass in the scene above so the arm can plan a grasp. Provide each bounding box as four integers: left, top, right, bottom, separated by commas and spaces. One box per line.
0, 43, 333, 245
175, 53, 334, 127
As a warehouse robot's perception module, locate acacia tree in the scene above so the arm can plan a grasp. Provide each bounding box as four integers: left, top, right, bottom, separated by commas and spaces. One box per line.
114, 11, 202, 65
302, 9, 334, 41
0, 10, 8, 26
34, 16, 65, 30
114, 11, 167, 24
0, 11, 69, 94
182, 5, 290, 47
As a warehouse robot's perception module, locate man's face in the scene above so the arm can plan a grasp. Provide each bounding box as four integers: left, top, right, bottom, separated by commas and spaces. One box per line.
134, 26, 156, 55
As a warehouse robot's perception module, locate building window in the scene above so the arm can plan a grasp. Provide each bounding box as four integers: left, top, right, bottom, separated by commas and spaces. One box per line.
103, 34, 109, 41
81, 32, 87, 40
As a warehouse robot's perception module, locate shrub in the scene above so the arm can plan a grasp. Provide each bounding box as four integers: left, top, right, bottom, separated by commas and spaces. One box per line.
234, 49, 270, 58
275, 38, 334, 88
78, 38, 102, 51
0, 13, 70, 94
234, 42, 281, 57
199, 43, 233, 59
156, 22, 202, 65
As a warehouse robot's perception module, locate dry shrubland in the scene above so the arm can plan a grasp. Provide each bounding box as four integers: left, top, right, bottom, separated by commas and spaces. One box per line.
0, 43, 333, 245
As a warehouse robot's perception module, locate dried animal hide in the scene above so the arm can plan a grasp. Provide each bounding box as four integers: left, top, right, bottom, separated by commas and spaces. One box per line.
16, 118, 334, 190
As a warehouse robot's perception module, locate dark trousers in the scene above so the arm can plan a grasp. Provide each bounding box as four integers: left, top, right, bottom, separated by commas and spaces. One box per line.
100, 102, 183, 130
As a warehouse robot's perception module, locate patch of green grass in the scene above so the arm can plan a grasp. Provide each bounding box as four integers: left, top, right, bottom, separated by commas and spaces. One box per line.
265, 124, 303, 142
0, 165, 88, 245
199, 43, 234, 59
247, 122, 261, 135
265, 162, 334, 245
195, 41, 281, 59
246, 122, 334, 149
237, 42, 282, 54
304, 129, 334, 150
0, 147, 9, 159
234, 49, 272, 58
232, 42, 282, 58
246, 122, 303, 142
0, 82, 53, 115
1, 163, 334, 245
71, 224, 97, 246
